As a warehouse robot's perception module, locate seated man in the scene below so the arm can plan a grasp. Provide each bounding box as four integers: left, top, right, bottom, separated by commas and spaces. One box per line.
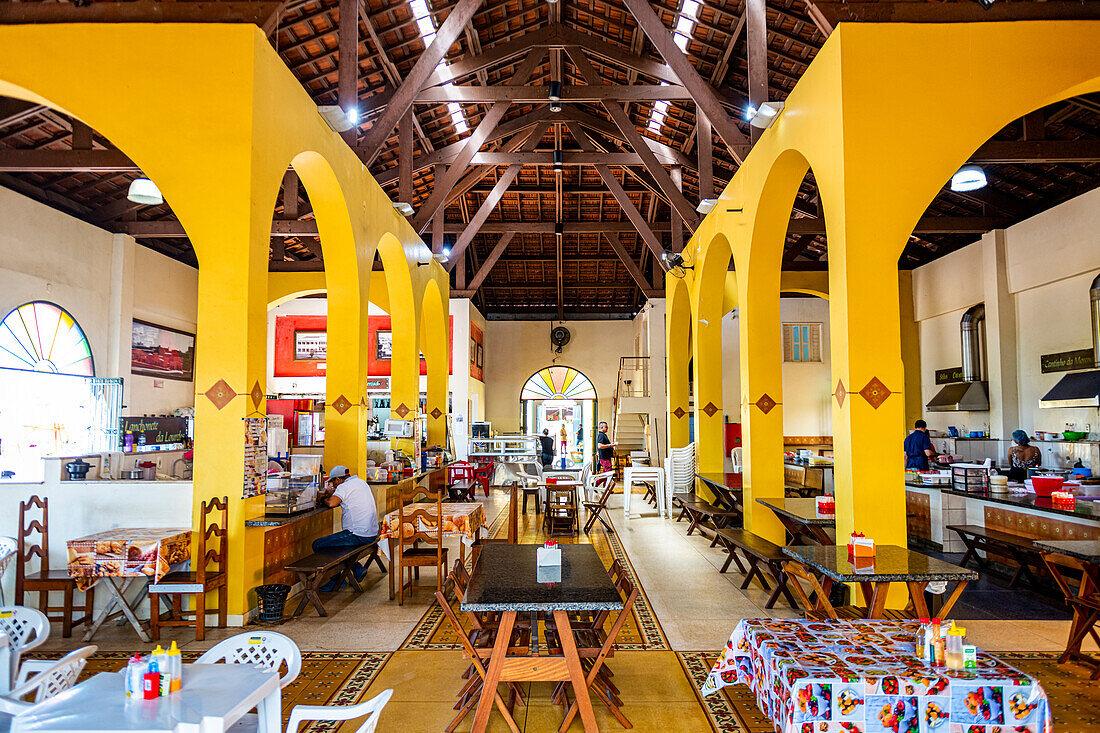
314, 465, 379, 591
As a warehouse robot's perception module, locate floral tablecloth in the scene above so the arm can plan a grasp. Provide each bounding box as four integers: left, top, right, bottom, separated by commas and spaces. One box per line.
379, 502, 485, 558
702, 619, 1052, 733
66, 528, 191, 591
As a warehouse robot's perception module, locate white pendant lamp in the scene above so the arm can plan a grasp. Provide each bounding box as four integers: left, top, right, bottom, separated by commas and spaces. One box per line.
127, 178, 163, 205
950, 165, 988, 192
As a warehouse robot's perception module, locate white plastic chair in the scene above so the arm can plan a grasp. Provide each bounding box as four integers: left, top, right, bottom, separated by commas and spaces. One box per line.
665, 443, 697, 518
0, 606, 50, 687
0, 645, 96, 712
0, 538, 16, 606
731, 446, 743, 473
286, 689, 393, 733
195, 630, 302, 688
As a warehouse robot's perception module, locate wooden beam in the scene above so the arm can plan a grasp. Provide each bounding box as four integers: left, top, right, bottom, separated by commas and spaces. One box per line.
565, 110, 693, 167
554, 25, 680, 85
810, 1, 1100, 23
414, 84, 695, 103
802, 1, 834, 38
969, 139, 1100, 164
0, 150, 136, 173
567, 48, 700, 230
424, 25, 563, 86
0, 1, 280, 24
410, 48, 546, 232
398, 111, 413, 206
670, 166, 684, 255
746, 0, 767, 146
0, 100, 44, 129
338, 0, 359, 145
697, 111, 714, 203
454, 231, 516, 296
602, 233, 661, 298
70, 121, 93, 151
357, 0, 486, 164
594, 160, 667, 260
782, 233, 819, 263
442, 123, 548, 210
621, 0, 750, 162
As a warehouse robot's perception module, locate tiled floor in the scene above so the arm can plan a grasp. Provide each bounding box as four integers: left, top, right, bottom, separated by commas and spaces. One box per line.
30, 489, 1100, 732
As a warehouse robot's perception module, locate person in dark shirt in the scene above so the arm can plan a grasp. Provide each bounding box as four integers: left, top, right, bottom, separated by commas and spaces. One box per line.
538, 428, 555, 468
596, 421, 616, 472
903, 419, 936, 470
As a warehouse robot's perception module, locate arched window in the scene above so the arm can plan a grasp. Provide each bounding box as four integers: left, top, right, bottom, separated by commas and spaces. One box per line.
0, 301, 94, 376
520, 366, 596, 400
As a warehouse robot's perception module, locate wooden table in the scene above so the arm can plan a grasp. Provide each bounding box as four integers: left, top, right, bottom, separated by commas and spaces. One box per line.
462, 544, 623, 733
755, 497, 834, 545
380, 501, 486, 600
1035, 539, 1100, 679
783, 544, 977, 619
11, 664, 281, 733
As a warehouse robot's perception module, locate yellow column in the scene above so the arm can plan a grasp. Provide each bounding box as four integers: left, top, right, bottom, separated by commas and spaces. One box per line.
737, 265, 786, 545
420, 280, 450, 447
666, 278, 692, 449
898, 271, 923, 430
690, 241, 731, 503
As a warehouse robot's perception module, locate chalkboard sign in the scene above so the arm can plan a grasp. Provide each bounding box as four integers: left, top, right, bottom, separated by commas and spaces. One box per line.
120, 416, 189, 447
1040, 348, 1094, 374
935, 366, 964, 385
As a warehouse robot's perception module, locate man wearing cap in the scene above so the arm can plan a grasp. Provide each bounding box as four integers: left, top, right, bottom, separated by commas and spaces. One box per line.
313, 465, 379, 590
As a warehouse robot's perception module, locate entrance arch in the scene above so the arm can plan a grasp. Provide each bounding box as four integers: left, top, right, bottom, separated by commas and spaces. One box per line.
520, 366, 598, 469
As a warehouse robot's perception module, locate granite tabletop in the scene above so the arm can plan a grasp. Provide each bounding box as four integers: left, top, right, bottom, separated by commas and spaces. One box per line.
783, 544, 978, 583
244, 504, 333, 527
461, 544, 623, 612
696, 472, 744, 491
905, 483, 1100, 522
756, 497, 835, 525
1032, 539, 1100, 563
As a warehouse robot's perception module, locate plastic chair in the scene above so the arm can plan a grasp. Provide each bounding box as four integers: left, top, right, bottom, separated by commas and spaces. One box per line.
731, 446, 743, 472
0, 537, 16, 606
196, 630, 302, 688
0, 606, 50, 687
286, 689, 393, 733
0, 645, 96, 711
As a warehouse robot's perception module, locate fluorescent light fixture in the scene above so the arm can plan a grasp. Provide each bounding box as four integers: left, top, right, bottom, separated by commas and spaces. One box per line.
696, 198, 717, 215
748, 101, 784, 129
318, 104, 357, 132
127, 178, 163, 205
951, 165, 988, 192
393, 201, 414, 216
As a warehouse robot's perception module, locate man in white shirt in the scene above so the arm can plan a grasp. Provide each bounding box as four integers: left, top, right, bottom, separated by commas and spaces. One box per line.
313, 465, 379, 589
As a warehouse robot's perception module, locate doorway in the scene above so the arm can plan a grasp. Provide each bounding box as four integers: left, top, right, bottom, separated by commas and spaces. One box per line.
519, 366, 597, 469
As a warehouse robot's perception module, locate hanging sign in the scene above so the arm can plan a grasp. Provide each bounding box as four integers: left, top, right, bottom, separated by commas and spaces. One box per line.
1040, 348, 1094, 374
934, 367, 964, 385
366, 377, 390, 391
120, 416, 189, 447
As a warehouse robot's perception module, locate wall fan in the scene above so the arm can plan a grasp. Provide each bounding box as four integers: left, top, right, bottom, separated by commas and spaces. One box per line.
550, 326, 571, 353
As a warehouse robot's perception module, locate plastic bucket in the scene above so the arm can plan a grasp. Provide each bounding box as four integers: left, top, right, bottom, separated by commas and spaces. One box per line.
255, 584, 290, 622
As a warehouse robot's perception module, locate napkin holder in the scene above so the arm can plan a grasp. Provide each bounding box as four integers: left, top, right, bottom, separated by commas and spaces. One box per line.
536, 545, 562, 566
536, 564, 561, 584
847, 533, 875, 559
815, 495, 835, 516
850, 555, 875, 573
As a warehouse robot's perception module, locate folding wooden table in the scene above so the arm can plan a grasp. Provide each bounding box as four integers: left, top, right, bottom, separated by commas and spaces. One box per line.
1036, 539, 1100, 679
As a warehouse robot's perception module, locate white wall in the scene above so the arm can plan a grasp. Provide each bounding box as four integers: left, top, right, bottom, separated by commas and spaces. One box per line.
482, 319, 636, 433
0, 187, 197, 415
913, 186, 1100, 439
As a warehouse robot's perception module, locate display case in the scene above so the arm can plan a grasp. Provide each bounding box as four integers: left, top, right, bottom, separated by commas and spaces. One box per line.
265, 473, 320, 515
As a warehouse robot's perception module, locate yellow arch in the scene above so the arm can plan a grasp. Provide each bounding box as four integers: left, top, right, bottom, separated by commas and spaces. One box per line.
419, 278, 450, 447
665, 275, 692, 450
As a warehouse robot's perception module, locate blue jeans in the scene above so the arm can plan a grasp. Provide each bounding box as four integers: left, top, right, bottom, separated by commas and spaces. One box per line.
312, 529, 378, 554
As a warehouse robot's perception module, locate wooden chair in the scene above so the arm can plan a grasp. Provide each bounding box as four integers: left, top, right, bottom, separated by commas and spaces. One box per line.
15, 495, 94, 638
544, 487, 578, 536
149, 496, 228, 641
582, 477, 616, 534
396, 485, 449, 605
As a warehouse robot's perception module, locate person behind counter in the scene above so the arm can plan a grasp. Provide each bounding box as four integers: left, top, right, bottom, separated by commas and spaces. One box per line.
1007, 430, 1041, 482
904, 419, 937, 470
313, 465, 379, 591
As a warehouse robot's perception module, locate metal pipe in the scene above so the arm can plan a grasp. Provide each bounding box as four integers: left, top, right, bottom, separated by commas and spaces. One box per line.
960, 304, 986, 382
1091, 273, 1100, 368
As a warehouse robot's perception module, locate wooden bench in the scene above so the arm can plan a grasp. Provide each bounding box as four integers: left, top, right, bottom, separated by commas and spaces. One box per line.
947, 524, 1046, 589
284, 543, 386, 617
676, 493, 742, 538
713, 528, 797, 609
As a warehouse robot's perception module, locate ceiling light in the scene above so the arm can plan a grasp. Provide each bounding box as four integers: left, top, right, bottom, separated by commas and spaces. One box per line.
394, 201, 414, 216
553, 149, 563, 173
674, 32, 689, 51
743, 105, 756, 121
318, 104, 357, 132
548, 81, 562, 102
555, 223, 564, 238
549, 99, 562, 113
951, 165, 988, 192
748, 101, 784, 129
696, 198, 717, 215
127, 178, 163, 206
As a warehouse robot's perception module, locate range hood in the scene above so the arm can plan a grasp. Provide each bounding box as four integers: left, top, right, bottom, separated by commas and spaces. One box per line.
927, 304, 991, 412
1040, 273, 1100, 409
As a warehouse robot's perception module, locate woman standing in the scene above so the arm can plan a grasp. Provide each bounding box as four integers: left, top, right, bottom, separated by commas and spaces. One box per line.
1007, 430, 1041, 482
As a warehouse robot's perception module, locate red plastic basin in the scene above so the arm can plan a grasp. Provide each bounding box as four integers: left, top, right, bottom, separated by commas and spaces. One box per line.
1031, 476, 1064, 497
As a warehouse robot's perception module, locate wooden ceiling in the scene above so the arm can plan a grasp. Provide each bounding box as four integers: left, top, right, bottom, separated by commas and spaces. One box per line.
2, 0, 1100, 318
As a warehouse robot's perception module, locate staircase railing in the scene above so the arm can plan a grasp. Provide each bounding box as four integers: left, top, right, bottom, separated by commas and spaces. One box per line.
613, 356, 651, 458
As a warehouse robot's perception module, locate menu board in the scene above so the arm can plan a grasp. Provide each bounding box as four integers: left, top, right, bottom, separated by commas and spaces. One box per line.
243, 417, 267, 498
120, 416, 189, 447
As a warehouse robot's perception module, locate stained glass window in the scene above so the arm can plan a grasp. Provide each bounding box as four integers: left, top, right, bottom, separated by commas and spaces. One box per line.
520, 366, 596, 400
0, 302, 94, 377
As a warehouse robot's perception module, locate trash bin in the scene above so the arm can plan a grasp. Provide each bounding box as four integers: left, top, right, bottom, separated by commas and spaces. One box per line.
255, 584, 290, 622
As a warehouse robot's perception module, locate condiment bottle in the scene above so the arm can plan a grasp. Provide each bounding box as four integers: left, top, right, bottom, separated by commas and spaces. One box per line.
143, 661, 161, 700
167, 641, 182, 691
931, 619, 945, 667
946, 625, 966, 669
125, 654, 145, 698
916, 618, 930, 662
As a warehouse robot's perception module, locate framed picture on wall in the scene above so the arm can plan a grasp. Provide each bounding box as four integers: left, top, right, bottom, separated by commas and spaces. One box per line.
470, 337, 477, 364
476, 343, 484, 368
131, 319, 196, 382
294, 330, 327, 360
376, 330, 393, 360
